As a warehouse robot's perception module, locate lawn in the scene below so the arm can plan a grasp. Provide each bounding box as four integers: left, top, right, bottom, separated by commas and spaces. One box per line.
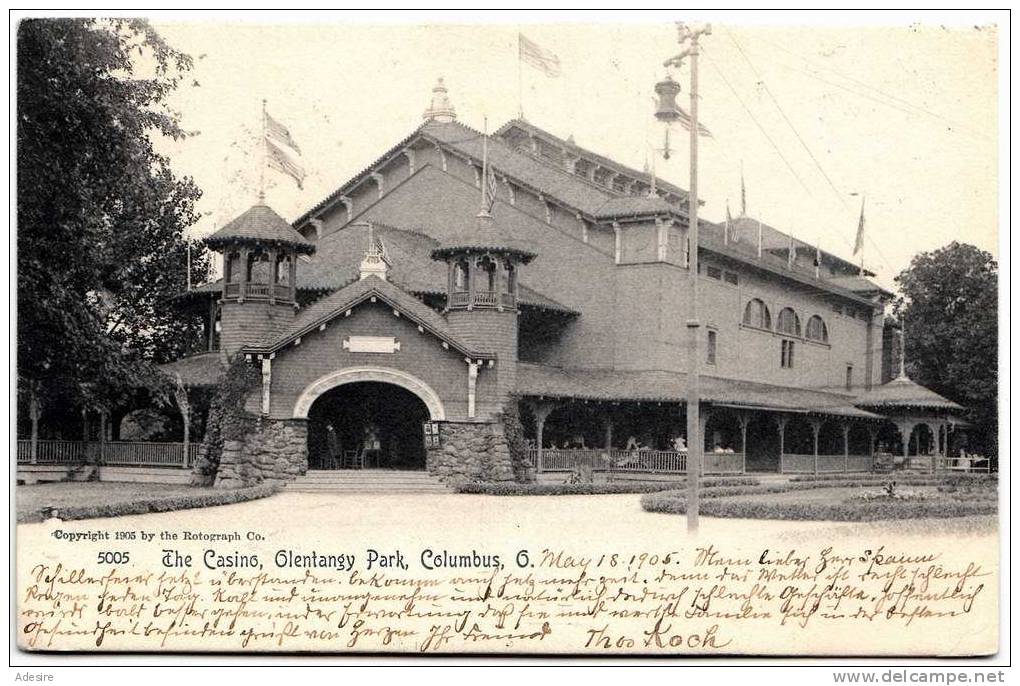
641, 475, 998, 521
16, 481, 278, 523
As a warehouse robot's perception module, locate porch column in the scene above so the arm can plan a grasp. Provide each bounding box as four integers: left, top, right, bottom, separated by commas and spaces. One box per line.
738, 413, 750, 474
602, 412, 613, 450
268, 248, 278, 304
173, 372, 192, 468
238, 246, 250, 302
28, 384, 40, 465
868, 425, 879, 472
841, 423, 850, 473
467, 256, 477, 309
699, 408, 711, 475
532, 402, 556, 474
207, 298, 217, 352
894, 420, 916, 471
774, 415, 788, 473
99, 410, 107, 465
466, 361, 479, 418
810, 419, 822, 475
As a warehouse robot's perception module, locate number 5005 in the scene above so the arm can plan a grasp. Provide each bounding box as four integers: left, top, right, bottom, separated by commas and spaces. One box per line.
97, 551, 130, 564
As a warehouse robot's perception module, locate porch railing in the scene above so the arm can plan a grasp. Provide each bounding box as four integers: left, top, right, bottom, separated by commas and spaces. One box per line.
780, 453, 873, 474
16, 440, 200, 468
526, 449, 745, 475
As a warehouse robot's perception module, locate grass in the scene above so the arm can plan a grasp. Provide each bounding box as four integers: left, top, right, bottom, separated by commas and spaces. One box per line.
16, 481, 279, 523
641, 474, 998, 521
455, 476, 760, 496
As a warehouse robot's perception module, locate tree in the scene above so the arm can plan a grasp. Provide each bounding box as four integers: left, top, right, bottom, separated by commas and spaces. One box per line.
894, 242, 998, 457
17, 18, 211, 416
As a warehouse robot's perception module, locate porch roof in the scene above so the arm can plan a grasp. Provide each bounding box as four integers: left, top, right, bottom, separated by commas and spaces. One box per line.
516, 363, 882, 419
157, 351, 225, 387
853, 374, 964, 412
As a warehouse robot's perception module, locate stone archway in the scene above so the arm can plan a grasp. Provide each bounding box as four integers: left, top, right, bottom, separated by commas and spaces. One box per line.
292, 366, 446, 421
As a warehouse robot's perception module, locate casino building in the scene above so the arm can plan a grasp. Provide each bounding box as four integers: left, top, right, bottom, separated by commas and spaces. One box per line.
163, 79, 967, 488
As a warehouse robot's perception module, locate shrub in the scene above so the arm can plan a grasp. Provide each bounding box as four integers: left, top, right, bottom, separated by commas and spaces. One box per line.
20, 484, 278, 523
642, 495, 997, 521
456, 476, 760, 496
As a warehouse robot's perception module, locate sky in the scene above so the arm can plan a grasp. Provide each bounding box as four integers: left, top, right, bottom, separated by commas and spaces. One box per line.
149, 18, 999, 292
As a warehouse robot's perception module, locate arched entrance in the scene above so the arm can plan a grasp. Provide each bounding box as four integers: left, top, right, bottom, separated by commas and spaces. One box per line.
294, 367, 445, 471
306, 382, 431, 470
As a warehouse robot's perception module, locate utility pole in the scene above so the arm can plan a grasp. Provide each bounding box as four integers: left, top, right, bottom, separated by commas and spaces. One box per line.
663, 22, 711, 533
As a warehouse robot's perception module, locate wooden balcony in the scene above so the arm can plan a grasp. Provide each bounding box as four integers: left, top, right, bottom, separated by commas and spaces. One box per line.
221, 282, 295, 303
448, 290, 517, 310
525, 448, 744, 475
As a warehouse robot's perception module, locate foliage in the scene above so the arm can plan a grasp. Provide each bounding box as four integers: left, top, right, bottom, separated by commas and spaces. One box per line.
894, 242, 998, 457
189, 356, 259, 485
17, 482, 277, 523
456, 476, 760, 496
17, 18, 211, 413
500, 397, 533, 483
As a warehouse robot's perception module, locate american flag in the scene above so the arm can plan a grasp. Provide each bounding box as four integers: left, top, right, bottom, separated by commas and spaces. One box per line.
519, 34, 561, 77
853, 197, 866, 255
486, 168, 499, 213
266, 112, 301, 155
266, 138, 306, 189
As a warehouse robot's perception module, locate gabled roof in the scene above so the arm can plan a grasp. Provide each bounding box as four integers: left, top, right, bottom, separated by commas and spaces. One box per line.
243, 275, 494, 359
158, 351, 225, 387
517, 363, 881, 418
205, 204, 315, 254
853, 375, 964, 411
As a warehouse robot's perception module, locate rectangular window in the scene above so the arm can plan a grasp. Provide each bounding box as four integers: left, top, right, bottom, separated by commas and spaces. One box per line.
724, 271, 739, 285
781, 339, 795, 368
706, 330, 717, 365
846, 365, 854, 391
707, 265, 722, 280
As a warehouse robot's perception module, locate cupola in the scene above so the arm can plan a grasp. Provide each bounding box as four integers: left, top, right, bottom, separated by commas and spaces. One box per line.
422, 77, 457, 123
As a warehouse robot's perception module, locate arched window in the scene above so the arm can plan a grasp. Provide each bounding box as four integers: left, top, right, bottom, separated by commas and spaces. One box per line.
453, 259, 469, 291
225, 251, 241, 283
275, 253, 292, 285
777, 307, 801, 337
478, 256, 497, 293
742, 298, 772, 329
806, 315, 828, 343
502, 260, 516, 294
248, 250, 271, 284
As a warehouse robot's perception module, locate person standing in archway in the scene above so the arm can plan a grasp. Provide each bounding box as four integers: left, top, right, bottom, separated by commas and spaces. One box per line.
363, 422, 382, 469
325, 423, 341, 470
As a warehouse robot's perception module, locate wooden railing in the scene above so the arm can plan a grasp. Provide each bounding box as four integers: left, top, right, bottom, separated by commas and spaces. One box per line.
780, 454, 873, 474
450, 291, 470, 307
474, 291, 499, 307
526, 449, 746, 475
222, 282, 293, 302
936, 456, 992, 474
16, 440, 199, 468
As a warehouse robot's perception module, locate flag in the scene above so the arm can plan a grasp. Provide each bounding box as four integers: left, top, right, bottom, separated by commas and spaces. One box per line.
740, 166, 747, 216
724, 201, 732, 245
486, 168, 499, 213
519, 33, 561, 77
266, 112, 301, 155
266, 138, 306, 189
853, 197, 866, 255
676, 107, 713, 137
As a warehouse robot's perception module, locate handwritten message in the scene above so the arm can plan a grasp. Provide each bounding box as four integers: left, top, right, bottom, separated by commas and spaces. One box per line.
18, 538, 992, 654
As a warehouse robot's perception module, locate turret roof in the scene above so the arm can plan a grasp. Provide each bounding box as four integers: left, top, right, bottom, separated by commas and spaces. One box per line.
853, 374, 964, 411
204, 204, 315, 254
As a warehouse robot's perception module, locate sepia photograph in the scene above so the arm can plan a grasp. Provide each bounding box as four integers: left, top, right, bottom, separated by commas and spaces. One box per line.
9, 9, 1007, 674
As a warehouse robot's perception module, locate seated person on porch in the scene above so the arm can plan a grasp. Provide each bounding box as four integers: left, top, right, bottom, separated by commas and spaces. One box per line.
568, 433, 586, 449
671, 435, 687, 453
625, 435, 652, 451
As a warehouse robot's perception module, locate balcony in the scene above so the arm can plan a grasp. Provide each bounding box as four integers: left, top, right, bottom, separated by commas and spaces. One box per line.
448, 290, 517, 310
222, 281, 295, 303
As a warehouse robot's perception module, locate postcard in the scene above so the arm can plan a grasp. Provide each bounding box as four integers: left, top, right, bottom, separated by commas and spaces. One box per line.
13, 14, 1002, 661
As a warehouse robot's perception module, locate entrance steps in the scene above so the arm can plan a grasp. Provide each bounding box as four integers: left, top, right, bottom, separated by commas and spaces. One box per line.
284, 469, 452, 494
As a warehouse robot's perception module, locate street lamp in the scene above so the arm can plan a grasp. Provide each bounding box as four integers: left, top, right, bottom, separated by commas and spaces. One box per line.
656, 22, 710, 533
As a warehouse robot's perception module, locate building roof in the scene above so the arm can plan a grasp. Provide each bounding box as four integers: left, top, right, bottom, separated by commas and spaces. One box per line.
157, 351, 225, 387
205, 204, 316, 254
516, 363, 881, 418
594, 195, 674, 220
853, 375, 964, 411
430, 213, 537, 262
244, 274, 494, 359
827, 275, 894, 297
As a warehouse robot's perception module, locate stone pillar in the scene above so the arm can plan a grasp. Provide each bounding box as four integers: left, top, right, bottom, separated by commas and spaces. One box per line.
466, 361, 478, 418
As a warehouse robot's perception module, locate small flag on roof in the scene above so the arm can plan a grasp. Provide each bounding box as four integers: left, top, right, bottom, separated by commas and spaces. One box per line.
519, 33, 561, 77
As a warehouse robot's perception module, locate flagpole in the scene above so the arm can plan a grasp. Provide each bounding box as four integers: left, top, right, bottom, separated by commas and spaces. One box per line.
259, 99, 267, 203
858, 195, 866, 276
516, 32, 524, 120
